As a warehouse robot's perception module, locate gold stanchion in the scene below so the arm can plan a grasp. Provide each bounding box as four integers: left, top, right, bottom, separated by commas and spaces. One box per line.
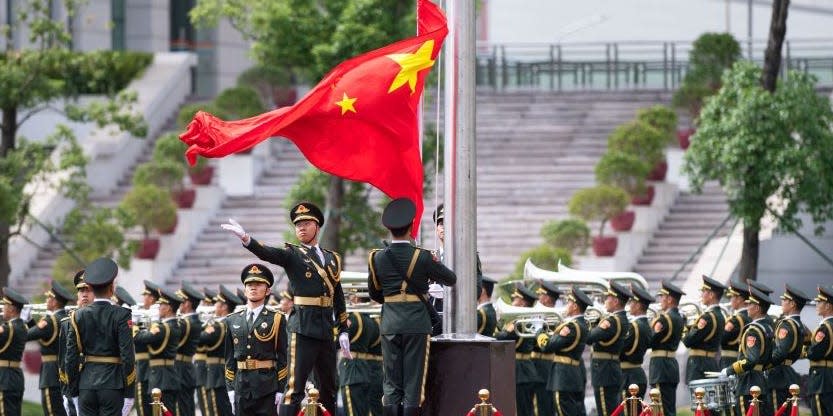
694, 387, 706, 413
626, 384, 642, 416
648, 388, 664, 416
302, 388, 325, 416
151, 388, 163, 416
749, 386, 762, 416
466, 389, 501, 416
789, 384, 800, 412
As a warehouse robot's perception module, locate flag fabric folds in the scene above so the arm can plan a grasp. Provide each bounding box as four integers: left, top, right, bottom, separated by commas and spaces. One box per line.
179, 0, 448, 235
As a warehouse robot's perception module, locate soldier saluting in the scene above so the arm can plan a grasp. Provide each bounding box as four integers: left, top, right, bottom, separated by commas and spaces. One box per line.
682, 275, 726, 383
27, 280, 74, 416
768, 284, 810, 414
221, 202, 349, 416
586, 281, 631, 416
649, 280, 685, 416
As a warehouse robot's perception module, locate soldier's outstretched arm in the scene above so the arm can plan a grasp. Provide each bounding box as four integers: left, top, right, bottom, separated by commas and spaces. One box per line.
245, 238, 292, 267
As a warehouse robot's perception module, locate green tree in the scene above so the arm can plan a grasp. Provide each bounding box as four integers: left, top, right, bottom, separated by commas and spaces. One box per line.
540, 219, 590, 255
508, 244, 572, 280
672, 33, 741, 117
0, 1, 147, 287
684, 62, 833, 280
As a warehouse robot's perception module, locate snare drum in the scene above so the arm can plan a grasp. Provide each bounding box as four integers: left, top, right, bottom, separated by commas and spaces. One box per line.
689, 378, 736, 415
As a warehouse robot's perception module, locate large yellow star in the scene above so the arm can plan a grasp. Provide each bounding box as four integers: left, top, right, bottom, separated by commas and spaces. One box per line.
386, 40, 436, 94
335, 92, 357, 115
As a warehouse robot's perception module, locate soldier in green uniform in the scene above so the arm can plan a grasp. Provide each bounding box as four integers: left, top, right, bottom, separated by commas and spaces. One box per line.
649, 280, 685, 416
620, 284, 653, 407
586, 281, 630, 416
221, 201, 348, 416
682, 275, 726, 383
477, 276, 498, 337
201, 285, 241, 416
61, 270, 92, 416
531, 281, 559, 416
65, 258, 137, 416
0, 288, 30, 416
721, 281, 750, 370
224, 264, 288, 416
537, 286, 592, 416
114, 286, 136, 307
367, 313, 384, 416
135, 287, 182, 415
720, 287, 774, 416
27, 280, 74, 416
194, 288, 214, 416
175, 283, 204, 416
495, 283, 539, 416
135, 280, 161, 416
807, 285, 833, 416
768, 284, 810, 414
749, 280, 777, 329
367, 198, 457, 416
340, 293, 382, 416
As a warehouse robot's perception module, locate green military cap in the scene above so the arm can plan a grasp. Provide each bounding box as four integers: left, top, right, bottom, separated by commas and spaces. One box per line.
157, 287, 182, 309
749, 280, 773, 295
46, 280, 74, 304
83, 257, 118, 287
510, 282, 537, 305
814, 286, 833, 304
566, 286, 593, 309
657, 280, 685, 300
433, 203, 444, 225
203, 287, 218, 303
218, 285, 244, 308
2, 287, 28, 308
142, 280, 161, 298
726, 279, 750, 298
631, 285, 655, 306
746, 287, 774, 311
240, 263, 274, 287
279, 289, 294, 301
781, 284, 811, 308
606, 281, 632, 301
114, 286, 136, 307
73, 269, 88, 289
701, 275, 726, 297
290, 201, 324, 225
481, 276, 498, 295
382, 198, 416, 230
536, 281, 561, 298
177, 282, 205, 304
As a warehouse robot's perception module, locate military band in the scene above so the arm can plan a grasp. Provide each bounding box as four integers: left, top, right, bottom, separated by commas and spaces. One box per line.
587, 281, 630, 416
620, 285, 653, 409
495, 283, 539, 416
649, 280, 685, 416
682, 275, 726, 384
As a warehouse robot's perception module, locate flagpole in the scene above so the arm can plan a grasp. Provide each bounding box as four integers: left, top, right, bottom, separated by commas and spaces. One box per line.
442, 0, 477, 335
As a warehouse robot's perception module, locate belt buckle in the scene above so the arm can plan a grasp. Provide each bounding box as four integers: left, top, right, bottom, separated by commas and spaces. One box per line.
245, 358, 257, 369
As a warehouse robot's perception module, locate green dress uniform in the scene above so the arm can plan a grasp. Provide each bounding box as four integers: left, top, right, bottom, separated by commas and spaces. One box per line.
476, 302, 497, 337
224, 264, 288, 416
340, 311, 381, 416
27, 280, 74, 416
495, 283, 541, 416
586, 282, 630, 416
682, 304, 725, 383
134, 287, 183, 416
176, 284, 206, 416
64, 259, 136, 416
0, 289, 29, 416
530, 281, 560, 416
808, 286, 833, 416
136, 280, 160, 416
649, 281, 686, 416
721, 308, 749, 368
768, 285, 811, 414
367, 315, 384, 416
620, 285, 654, 409
201, 285, 242, 416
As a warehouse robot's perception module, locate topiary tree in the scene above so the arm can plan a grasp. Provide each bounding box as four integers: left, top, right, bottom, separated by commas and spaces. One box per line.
595, 152, 651, 198
607, 120, 666, 167
508, 244, 573, 280
637, 105, 678, 145
120, 185, 177, 239
672, 32, 741, 117
213, 86, 266, 120
132, 160, 185, 193
237, 65, 298, 108
153, 132, 189, 164
540, 219, 590, 255
567, 185, 630, 238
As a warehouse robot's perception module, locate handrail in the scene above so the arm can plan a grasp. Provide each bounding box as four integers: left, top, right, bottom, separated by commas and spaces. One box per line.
671, 213, 735, 281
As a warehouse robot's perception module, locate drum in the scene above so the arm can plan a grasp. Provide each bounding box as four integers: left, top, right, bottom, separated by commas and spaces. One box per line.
689, 377, 736, 415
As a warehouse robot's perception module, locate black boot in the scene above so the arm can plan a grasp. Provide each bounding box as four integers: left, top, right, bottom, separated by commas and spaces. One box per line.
279, 403, 300, 416
403, 405, 420, 416
383, 404, 400, 416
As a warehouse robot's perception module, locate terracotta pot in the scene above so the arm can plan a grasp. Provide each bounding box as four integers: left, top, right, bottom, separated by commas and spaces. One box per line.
677, 128, 695, 150
647, 160, 668, 181
158, 215, 178, 235
23, 350, 41, 374
189, 166, 214, 185
631, 186, 655, 206
610, 211, 635, 232
173, 188, 196, 209
592, 236, 618, 257
137, 238, 161, 259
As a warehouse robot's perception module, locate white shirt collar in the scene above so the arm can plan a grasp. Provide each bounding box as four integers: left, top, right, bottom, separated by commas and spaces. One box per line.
477, 301, 491, 309
247, 304, 265, 317
93, 298, 115, 305
390, 240, 411, 244
630, 314, 647, 319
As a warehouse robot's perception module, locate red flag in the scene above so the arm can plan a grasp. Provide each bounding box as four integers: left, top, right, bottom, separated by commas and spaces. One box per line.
179, 0, 448, 235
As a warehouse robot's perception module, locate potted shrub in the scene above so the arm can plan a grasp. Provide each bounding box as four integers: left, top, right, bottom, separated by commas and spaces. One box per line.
237, 65, 298, 108
120, 185, 178, 259
508, 244, 573, 280
152, 132, 197, 205
595, 151, 652, 213
132, 160, 191, 208
672, 33, 741, 119
214, 86, 266, 119
637, 105, 681, 156
540, 218, 590, 255
567, 185, 630, 257
608, 120, 667, 181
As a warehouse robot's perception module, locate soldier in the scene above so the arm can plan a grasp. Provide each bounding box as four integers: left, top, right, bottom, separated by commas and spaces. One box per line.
620, 284, 654, 406
114, 286, 136, 307
586, 281, 631, 416
721, 280, 750, 369
224, 264, 288, 416
221, 202, 348, 416
0, 288, 30, 416
27, 280, 74, 416
531, 281, 560, 416
200, 285, 241, 416
174, 283, 204, 416
195, 287, 216, 416
61, 270, 93, 416
65, 258, 137, 416
537, 286, 592, 416
135, 280, 161, 416
277, 290, 293, 315
368, 198, 457, 416
768, 284, 810, 414
649, 280, 685, 416
807, 285, 833, 416
749, 280, 776, 328
494, 283, 539, 416
340, 293, 382, 416
476, 276, 498, 337
429, 203, 483, 316
134, 287, 182, 415
720, 287, 774, 416
682, 275, 726, 383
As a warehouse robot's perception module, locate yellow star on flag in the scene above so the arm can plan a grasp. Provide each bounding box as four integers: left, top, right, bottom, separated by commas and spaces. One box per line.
386, 40, 436, 94
335, 92, 357, 115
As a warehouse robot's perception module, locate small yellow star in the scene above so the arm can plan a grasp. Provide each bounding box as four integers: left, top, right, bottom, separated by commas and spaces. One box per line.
386, 40, 436, 94
335, 92, 357, 115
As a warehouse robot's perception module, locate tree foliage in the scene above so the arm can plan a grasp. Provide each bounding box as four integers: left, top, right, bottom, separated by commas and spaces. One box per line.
672, 33, 741, 116
595, 151, 651, 197
539, 219, 590, 255
567, 185, 630, 237
507, 244, 572, 280
684, 61, 833, 235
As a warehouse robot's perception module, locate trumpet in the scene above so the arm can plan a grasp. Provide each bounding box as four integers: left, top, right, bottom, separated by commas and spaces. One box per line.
679, 301, 703, 328
512, 315, 561, 338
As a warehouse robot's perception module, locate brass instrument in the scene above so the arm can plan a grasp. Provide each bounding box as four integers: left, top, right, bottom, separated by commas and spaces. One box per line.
679, 300, 703, 328
131, 304, 160, 330
585, 306, 604, 328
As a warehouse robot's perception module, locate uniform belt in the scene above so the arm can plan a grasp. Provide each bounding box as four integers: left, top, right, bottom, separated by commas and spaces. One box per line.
175, 354, 192, 362
85, 355, 122, 364
41, 354, 58, 363
0, 360, 20, 368
591, 351, 618, 360
353, 352, 383, 361
294, 296, 333, 307
135, 353, 150, 360
534, 353, 555, 361
149, 359, 176, 367
515, 353, 533, 360
810, 360, 833, 368
689, 349, 717, 358
721, 350, 739, 358
781, 359, 794, 366
753, 364, 764, 371
237, 359, 276, 370
194, 353, 208, 361
205, 357, 224, 365
651, 350, 675, 358
384, 294, 421, 303
620, 362, 643, 369
552, 355, 580, 366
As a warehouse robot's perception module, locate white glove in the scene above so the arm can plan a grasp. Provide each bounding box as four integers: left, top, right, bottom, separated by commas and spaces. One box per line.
428, 283, 444, 299
719, 368, 729, 379
275, 392, 284, 405
122, 398, 134, 416
63, 396, 71, 415
228, 391, 236, 414
72, 397, 80, 415
338, 332, 353, 359
20, 305, 32, 322
220, 218, 250, 244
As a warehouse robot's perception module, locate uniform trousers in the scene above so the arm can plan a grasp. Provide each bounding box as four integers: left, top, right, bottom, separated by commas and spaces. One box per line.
0, 391, 23, 416
594, 385, 621, 416
515, 383, 534, 416
368, 362, 384, 416
532, 381, 554, 416
552, 390, 586, 416
655, 383, 677, 416
209, 387, 233, 416
79, 388, 123, 416
41, 387, 68, 416
342, 383, 370, 416
196, 386, 209, 416
284, 333, 338, 414
178, 386, 195, 416
381, 333, 431, 407
810, 392, 833, 416
235, 392, 276, 416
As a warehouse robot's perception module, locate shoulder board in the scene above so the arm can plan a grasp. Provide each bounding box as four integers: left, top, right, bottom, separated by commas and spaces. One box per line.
229, 310, 245, 317
60, 316, 71, 322
370, 248, 382, 254
284, 242, 300, 250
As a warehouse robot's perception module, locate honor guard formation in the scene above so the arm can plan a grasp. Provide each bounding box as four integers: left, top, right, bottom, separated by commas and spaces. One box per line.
1, 199, 832, 416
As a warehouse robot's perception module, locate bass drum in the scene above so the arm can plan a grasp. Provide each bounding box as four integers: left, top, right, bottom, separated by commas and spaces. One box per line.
689, 377, 736, 415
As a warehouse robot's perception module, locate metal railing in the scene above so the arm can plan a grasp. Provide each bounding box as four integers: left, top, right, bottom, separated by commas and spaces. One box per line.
476, 38, 833, 91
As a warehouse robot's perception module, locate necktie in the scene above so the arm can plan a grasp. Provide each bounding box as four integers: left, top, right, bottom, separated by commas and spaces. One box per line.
247, 311, 255, 329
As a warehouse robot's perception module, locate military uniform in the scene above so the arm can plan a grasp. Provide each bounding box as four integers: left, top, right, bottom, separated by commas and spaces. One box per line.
721, 283, 751, 370
586, 282, 630, 416
0, 288, 30, 416
134, 288, 182, 415
65, 259, 137, 416
767, 285, 810, 414
60, 269, 88, 416
368, 198, 457, 416
620, 285, 654, 410
200, 286, 241, 416
136, 280, 160, 416
224, 264, 288, 416
176, 283, 205, 416
195, 287, 217, 416
683, 275, 726, 383
340, 311, 382, 416
367, 314, 384, 416
808, 286, 833, 416
26, 280, 73, 416
530, 281, 559, 416
649, 281, 685, 416
476, 273, 498, 338
494, 284, 540, 416
536, 287, 592, 416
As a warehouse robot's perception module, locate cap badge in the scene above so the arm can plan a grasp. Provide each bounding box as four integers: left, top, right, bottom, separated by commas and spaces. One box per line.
249, 265, 262, 275
295, 205, 311, 214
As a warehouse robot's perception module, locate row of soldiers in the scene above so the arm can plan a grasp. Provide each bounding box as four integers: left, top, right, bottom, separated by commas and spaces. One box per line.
486, 275, 833, 416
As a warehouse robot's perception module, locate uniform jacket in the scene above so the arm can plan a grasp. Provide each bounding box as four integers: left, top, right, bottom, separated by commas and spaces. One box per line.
728, 317, 773, 394
134, 318, 181, 391
807, 316, 833, 395
339, 311, 380, 386
649, 307, 684, 384
177, 313, 201, 389
27, 308, 68, 389
722, 309, 750, 356
223, 308, 288, 400
768, 314, 807, 390
539, 315, 588, 393
200, 319, 229, 390
586, 309, 627, 387
0, 318, 28, 393
495, 326, 539, 384
683, 304, 725, 382
620, 315, 651, 387
477, 302, 497, 337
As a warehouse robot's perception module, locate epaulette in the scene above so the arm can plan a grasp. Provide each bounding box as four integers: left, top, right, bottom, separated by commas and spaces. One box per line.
285, 242, 300, 249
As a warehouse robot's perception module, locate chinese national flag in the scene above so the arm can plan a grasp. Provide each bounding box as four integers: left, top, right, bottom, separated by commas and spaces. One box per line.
179, 0, 448, 235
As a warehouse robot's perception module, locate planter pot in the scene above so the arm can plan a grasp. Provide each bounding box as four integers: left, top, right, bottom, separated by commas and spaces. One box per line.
631, 185, 655, 206
189, 166, 214, 185
137, 238, 161, 259
610, 211, 635, 232
23, 350, 41, 374
677, 128, 695, 150
592, 236, 618, 257
158, 215, 178, 235
647, 160, 668, 181
173, 188, 196, 209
